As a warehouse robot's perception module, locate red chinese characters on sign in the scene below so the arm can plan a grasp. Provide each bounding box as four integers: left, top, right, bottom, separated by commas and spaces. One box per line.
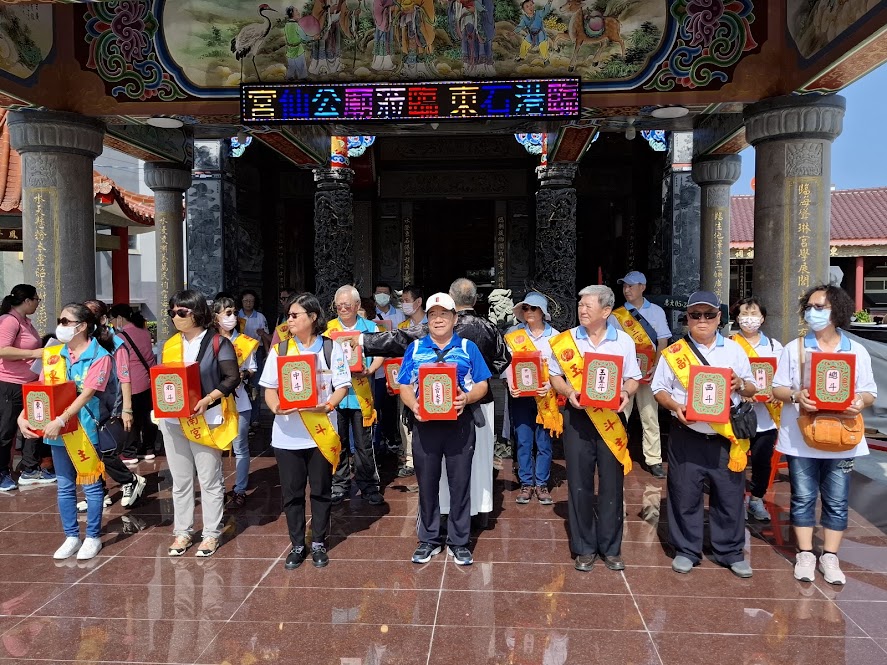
407, 87, 438, 116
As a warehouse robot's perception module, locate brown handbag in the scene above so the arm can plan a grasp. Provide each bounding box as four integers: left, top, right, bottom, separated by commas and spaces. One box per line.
796, 337, 864, 452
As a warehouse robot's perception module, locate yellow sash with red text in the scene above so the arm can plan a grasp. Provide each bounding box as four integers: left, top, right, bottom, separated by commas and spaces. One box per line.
162, 334, 237, 451
549, 331, 632, 474
43, 346, 105, 485
325, 318, 376, 427
504, 328, 563, 437
282, 339, 342, 468
612, 306, 656, 381
732, 334, 782, 428
231, 334, 259, 367
661, 339, 749, 472
274, 321, 291, 344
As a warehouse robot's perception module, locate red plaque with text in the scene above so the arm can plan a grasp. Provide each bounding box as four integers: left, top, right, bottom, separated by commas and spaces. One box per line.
685, 365, 732, 423
806, 352, 855, 411
511, 351, 543, 397
418, 363, 457, 421
750, 357, 778, 403
330, 331, 363, 373
150, 363, 201, 419
384, 359, 403, 395
22, 381, 78, 436
277, 353, 318, 409
579, 353, 623, 409
636, 346, 655, 384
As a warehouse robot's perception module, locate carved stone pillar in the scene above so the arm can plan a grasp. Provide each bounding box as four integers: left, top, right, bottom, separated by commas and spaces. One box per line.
313, 167, 354, 310
535, 163, 577, 330
691, 154, 741, 307
744, 95, 845, 341
145, 162, 191, 344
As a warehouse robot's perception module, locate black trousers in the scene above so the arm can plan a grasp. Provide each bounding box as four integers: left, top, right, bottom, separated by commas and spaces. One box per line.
100, 435, 136, 487
667, 421, 745, 565
748, 428, 778, 498
373, 377, 398, 446
413, 412, 475, 547
0, 380, 46, 473
121, 389, 159, 458
275, 446, 332, 548
563, 405, 625, 558
332, 408, 380, 495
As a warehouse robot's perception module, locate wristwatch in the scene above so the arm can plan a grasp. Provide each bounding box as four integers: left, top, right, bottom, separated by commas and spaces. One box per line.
790, 391, 799, 404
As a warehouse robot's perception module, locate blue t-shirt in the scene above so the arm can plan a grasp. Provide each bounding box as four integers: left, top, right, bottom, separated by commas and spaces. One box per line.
334, 316, 379, 410
45, 339, 111, 448
397, 332, 492, 394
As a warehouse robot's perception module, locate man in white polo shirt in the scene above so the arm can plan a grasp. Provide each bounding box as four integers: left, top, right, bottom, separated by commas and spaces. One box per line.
608, 271, 672, 479
651, 291, 757, 578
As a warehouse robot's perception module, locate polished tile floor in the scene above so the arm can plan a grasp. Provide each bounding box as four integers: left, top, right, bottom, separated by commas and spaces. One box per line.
0, 437, 886, 665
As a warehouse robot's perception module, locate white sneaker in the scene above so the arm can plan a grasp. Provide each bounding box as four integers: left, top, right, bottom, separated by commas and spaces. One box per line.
121, 475, 146, 508
747, 497, 770, 522
818, 553, 846, 585
76, 536, 102, 561
143, 453, 156, 461
794, 551, 817, 582
53, 536, 82, 560
77, 493, 112, 512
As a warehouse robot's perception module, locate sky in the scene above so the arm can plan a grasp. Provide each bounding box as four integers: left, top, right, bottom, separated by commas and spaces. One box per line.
733, 63, 887, 195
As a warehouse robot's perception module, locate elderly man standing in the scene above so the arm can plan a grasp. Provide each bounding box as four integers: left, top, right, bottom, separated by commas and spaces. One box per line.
608, 271, 672, 479
549, 285, 641, 573
651, 291, 757, 578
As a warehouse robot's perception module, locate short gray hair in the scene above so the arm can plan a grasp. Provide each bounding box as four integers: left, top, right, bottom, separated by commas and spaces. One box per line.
449, 278, 477, 307
578, 285, 615, 310
334, 285, 361, 303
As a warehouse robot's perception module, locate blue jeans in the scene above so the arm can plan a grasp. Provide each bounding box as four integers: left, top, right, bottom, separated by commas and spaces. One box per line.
787, 455, 854, 531
510, 396, 552, 487
232, 413, 251, 493
51, 445, 103, 538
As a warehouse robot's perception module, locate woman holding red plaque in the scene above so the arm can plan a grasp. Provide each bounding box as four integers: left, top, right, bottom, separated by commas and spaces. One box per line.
213, 297, 259, 507
730, 297, 784, 522
398, 293, 491, 567
161, 291, 240, 558
17, 304, 113, 561
772, 285, 876, 586
260, 293, 351, 570
503, 292, 561, 506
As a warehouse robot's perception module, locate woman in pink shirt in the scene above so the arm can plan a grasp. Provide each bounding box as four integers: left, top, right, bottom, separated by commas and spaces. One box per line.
0, 284, 48, 491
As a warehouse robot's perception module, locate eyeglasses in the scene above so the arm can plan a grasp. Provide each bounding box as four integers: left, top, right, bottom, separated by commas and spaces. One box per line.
335, 303, 355, 310
287, 311, 309, 320
29, 296, 41, 303
167, 308, 192, 319
520, 304, 540, 312
803, 304, 831, 312
56, 318, 81, 326
687, 312, 719, 320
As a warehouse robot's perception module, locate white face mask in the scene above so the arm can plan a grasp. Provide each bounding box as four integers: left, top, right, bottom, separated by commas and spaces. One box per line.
219, 314, 238, 331
737, 315, 763, 333
374, 293, 390, 308
402, 302, 416, 316
55, 323, 80, 344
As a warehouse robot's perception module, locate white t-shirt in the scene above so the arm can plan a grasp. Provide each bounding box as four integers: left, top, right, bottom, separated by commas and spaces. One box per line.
734, 333, 784, 432
773, 332, 877, 459
548, 324, 643, 382
229, 331, 258, 414
651, 334, 754, 435
239, 309, 269, 341
259, 336, 352, 450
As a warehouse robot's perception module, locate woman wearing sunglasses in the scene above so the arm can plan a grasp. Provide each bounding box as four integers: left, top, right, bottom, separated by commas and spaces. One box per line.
260, 293, 351, 569
0, 284, 48, 491
17, 304, 113, 560
772, 285, 876, 585
161, 290, 241, 557
213, 296, 259, 506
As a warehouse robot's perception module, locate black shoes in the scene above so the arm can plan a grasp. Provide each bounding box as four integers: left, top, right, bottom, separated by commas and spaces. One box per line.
412, 542, 442, 564
649, 463, 666, 479
364, 491, 385, 506
312, 546, 329, 568
397, 466, 415, 478
574, 554, 597, 572
331, 491, 346, 504
603, 555, 625, 571
449, 545, 473, 566
285, 547, 307, 570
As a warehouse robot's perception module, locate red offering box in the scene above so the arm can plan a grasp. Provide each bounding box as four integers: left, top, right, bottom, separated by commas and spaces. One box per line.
579, 353, 623, 409
375, 319, 393, 333
511, 351, 543, 397
750, 357, 778, 402
22, 381, 78, 436
685, 365, 732, 423
418, 363, 457, 421
636, 346, 655, 384
384, 359, 403, 395
330, 331, 363, 373
150, 362, 201, 419
277, 353, 318, 409
806, 352, 856, 411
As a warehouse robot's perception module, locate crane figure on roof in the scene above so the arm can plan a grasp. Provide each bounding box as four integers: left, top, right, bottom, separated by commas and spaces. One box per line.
231, 4, 279, 83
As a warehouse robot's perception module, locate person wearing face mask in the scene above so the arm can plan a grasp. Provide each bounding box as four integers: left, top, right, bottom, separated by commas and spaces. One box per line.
161, 290, 241, 558
213, 297, 259, 507
772, 285, 876, 586
729, 297, 783, 523
17, 304, 113, 560
238, 289, 270, 434
371, 283, 407, 455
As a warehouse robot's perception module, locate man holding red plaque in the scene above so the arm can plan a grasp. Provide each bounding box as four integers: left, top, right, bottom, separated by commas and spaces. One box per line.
397, 293, 491, 567
548, 285, 641, 573
651, 291, 757, 578
608, 271, 672, 479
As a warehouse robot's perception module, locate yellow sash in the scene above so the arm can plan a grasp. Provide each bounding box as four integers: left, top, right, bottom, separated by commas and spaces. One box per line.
504, 328, 563, 437
162, 334, 238, 451
275, 321, 292, 343
612, 306, 655, 351
231, 334, 259, 367
325, 318, 376, 427
731, 334, 782, 428
281, 339, 342, 468
42, 346, 105, 485
549, 331, 632, 474
661, 339, 749, 472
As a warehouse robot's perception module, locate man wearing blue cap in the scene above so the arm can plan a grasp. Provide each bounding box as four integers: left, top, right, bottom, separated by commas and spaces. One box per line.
651, 291, 757, 578
609, 271, 673, 479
